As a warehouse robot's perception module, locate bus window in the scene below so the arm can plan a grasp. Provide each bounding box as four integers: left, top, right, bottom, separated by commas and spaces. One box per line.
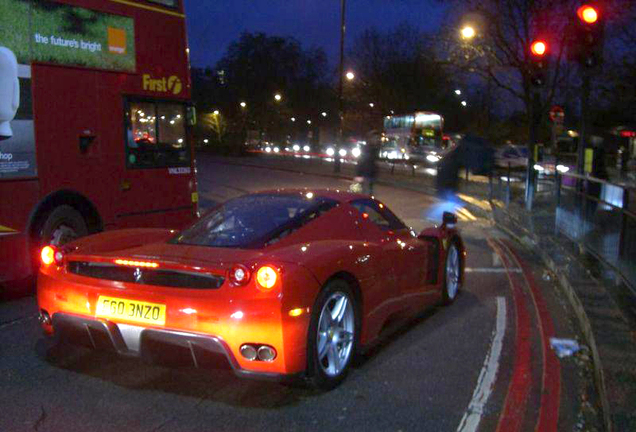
126, 100, 190, 169
146, 0, 179, 8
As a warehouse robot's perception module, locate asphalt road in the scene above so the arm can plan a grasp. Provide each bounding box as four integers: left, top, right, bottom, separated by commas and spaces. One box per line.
0, 157, 599, 432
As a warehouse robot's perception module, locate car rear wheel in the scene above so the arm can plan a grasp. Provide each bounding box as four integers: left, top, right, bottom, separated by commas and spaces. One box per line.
306, 280, 358, 390
443, 243, 460, 304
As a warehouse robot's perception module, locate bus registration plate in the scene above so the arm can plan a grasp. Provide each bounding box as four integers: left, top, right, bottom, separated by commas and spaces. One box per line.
96, 296, 166, 325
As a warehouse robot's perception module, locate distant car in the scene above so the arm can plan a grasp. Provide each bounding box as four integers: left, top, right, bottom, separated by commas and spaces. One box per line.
37, 190, 464, 389
495, 145, 529, 170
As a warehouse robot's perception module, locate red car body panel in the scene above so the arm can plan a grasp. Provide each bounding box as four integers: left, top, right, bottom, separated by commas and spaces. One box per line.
37, 190, 465, 378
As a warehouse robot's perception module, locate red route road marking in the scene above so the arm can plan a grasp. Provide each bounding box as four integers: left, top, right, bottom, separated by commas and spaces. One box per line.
504, 241, 561, 432
489, 238, 533, 432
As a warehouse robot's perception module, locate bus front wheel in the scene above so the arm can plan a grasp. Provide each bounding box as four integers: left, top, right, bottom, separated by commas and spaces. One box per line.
39, 205, 88, 247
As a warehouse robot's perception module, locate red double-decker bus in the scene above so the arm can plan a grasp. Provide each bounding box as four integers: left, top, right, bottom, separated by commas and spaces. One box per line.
0, 0, 198, 293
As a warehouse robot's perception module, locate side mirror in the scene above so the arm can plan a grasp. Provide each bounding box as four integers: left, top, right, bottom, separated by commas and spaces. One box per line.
442, 211, 457, 227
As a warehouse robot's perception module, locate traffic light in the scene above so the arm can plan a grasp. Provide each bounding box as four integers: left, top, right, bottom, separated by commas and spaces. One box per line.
571, 4, 605, 67
529, 40, 548, 86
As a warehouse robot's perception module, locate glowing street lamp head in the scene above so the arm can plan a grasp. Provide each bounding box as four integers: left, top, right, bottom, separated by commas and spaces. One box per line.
345, 71, 355, 81
274, 93, 282, 102
578, 5, 598, 24
530, 40, 547, 57
213, 110, 220, 115
461, 26, 476, 40
455, 89, 462, 95
240, 101, 246, 108
321, 112, 327, 117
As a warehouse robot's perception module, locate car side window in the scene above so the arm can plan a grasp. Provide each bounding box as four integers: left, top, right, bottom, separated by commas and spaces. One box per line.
350, 199, 406, 231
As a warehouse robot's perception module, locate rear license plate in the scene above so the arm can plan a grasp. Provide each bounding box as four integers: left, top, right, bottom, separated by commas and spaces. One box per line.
96, 296, 166, 325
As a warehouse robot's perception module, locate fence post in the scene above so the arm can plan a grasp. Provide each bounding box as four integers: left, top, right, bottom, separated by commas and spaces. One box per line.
556, 172, 562, 208
619, 188, 629, 258
506, 163, 511, 208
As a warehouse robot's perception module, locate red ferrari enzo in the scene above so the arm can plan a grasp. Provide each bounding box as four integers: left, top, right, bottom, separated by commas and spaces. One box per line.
37, 190, 464, 389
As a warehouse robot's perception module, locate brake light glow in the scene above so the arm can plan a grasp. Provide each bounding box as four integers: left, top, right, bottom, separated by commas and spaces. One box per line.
256, 266, 278, 290
114, 259, 159, 268
41, 246, 55, 266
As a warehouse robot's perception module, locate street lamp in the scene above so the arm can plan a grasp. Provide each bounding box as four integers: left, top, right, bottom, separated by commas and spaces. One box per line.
461, 26, 476, 40
461, 101, 468, 107
345, 71, 355, 81
274, 93, 282, 102
455, 89, 462, 95
291, 117, 296, 122
240, 101, 247, 108
321, 112, 327, 117
369, 103, 375, 108
213, 110, 220, 115
307, 120, 312, 125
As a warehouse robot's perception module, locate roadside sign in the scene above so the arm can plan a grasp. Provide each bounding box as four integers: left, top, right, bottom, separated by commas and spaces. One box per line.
549, 105, 565, 123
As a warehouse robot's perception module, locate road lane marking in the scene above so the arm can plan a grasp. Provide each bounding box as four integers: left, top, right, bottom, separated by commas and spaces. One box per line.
465, 267, 521, 273
502, 241, 561, 432
457, 207, 478, 221
456, 296, 507, 432
488, 238, 533, 432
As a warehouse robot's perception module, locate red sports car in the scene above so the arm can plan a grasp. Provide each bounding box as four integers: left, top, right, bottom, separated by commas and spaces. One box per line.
37, 190, 464, 389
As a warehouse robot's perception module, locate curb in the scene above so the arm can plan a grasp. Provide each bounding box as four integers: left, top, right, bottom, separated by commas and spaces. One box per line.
485, 210, 612, 432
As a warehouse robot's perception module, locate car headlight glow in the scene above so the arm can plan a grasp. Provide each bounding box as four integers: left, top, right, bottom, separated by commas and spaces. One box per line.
352, 147, 361, 158
426, 154, 441, 163
293, 144, 300, 151
339, 149, 347, 157
273, 147, 280, 153
326, 147, 335, 156
533, 164, 545, 172
303, 145, 310, 152
556, 164, 569, 173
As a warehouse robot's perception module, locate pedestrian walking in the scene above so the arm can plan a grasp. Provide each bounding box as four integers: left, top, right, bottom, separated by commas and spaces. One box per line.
355, 131, 380, 195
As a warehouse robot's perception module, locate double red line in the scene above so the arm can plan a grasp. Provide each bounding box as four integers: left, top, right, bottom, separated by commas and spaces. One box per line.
489, 238, 561, 432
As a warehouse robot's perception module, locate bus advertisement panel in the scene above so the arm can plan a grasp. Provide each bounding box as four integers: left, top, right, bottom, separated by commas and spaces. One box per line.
0, 0, 197, 294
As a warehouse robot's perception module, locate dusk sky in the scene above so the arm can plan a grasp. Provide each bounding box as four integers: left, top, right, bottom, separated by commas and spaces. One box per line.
184, 0, 448, 69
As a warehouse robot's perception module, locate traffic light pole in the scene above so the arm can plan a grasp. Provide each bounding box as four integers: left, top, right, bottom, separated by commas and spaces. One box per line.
525, 89, 540, 211
335, 0, 346, 174
577, 70, 590, 175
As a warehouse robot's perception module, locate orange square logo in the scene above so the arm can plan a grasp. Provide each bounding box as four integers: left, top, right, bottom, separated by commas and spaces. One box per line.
108, 27, 127, 55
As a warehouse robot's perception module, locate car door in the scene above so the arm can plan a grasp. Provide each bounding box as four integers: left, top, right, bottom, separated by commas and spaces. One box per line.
350, 199, 425, 307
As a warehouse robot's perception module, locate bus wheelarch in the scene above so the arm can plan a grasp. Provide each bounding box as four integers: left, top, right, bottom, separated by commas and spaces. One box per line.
28, 190, 103, 250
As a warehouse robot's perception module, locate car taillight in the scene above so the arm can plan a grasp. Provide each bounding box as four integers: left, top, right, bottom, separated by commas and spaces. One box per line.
41, 246, 55, 266
229, 264, 251, 286
256, 266, 278, 290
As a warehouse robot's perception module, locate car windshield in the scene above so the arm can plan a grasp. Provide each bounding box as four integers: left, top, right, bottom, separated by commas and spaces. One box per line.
172, 193, 338, 248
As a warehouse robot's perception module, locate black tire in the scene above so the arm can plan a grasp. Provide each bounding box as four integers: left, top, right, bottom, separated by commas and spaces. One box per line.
38, 205, 88, 247
442, 242, 461, 305
306, 279, 360, 390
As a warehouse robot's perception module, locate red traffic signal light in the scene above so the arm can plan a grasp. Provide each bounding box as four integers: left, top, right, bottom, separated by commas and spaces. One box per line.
577, 5, 598, 24
530, 40, 547, 56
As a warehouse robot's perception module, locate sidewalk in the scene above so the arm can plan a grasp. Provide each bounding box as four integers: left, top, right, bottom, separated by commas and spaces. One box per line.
205, 152, 636, 431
